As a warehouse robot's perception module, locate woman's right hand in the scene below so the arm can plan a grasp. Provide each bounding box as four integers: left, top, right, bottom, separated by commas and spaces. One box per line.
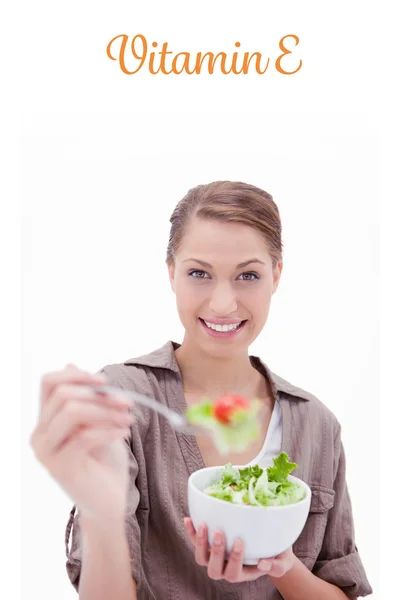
30, 364, 134, 522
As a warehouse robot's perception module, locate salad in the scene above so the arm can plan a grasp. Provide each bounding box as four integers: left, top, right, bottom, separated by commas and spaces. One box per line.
203, 452, 305, 507
186, 393, 261, 454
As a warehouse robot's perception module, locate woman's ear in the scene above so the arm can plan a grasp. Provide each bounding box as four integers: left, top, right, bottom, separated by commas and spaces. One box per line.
272, 261, 283, 294
168, 262, 176, 293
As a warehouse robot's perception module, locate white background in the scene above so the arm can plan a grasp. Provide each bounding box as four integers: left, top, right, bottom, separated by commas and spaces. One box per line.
15, 1, 383, 598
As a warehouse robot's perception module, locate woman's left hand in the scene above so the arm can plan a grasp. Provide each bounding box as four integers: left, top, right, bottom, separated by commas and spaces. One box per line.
184, 517, 296, 583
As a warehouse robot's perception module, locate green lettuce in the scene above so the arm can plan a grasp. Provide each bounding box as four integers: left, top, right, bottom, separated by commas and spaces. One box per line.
186, 398, 261, 455
220, 463, 239, 486
203, 452, 305, 507
267, 452, 298, 483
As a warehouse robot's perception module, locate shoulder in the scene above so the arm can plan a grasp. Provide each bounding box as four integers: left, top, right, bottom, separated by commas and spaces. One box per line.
267, 367, 341, 436
98, 341, 179, 390
98, 362, 156, 394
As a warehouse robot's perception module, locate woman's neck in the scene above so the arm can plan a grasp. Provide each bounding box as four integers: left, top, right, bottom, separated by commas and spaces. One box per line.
174, 338, 267, 400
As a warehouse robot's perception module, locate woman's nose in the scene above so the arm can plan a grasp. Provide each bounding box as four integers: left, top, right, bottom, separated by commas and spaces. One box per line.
208, 285, 238, 316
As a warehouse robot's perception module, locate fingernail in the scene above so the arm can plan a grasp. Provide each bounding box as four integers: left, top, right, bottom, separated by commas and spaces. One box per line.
233, 539, 242, 553
198, 524, 205, 538
259, 560, 272, 572
213, 532, 222, 545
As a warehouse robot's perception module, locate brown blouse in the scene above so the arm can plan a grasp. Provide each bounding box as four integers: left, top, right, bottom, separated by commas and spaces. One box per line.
65, 341, 373, 599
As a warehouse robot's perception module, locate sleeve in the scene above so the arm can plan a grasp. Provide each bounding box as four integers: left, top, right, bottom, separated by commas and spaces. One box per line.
64, 367, 147, 595
312, 428, 373, 598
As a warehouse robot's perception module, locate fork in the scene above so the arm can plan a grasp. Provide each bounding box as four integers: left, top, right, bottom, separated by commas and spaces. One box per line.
91, 385, 214, 437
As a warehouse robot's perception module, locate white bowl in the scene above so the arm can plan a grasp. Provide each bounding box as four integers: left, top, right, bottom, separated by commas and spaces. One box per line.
188, 465, 311, 564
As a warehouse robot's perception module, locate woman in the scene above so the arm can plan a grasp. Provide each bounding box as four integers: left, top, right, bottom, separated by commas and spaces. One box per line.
30, 181, 372, 600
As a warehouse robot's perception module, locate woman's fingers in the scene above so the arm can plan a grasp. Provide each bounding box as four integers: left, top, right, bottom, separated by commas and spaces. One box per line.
39, 382, 131, 430
37, 398, 133, 456
183, 517, 275, 583
43, 424, 131, 484
257, 558, 273, 574
184, 517, 197, 546
39, 365, 106, 409
58, 425, 131, 460
194, 523, 209, 567
223, 538, 245, 583
184, 519, 225, 575
258, 551, 291, 578
30, 362, 137, 479
207, 531, 226, 580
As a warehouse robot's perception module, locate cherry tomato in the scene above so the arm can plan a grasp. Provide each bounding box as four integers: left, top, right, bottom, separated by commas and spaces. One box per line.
213, 394, 251, 424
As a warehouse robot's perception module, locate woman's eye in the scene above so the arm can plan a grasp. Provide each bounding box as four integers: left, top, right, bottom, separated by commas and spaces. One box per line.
238, 272, 259, 281
189, 270, 209, 279
188, 270, 259, 281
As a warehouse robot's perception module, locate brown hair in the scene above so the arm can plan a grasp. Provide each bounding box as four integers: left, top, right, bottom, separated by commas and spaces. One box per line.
166, 180, 283, 267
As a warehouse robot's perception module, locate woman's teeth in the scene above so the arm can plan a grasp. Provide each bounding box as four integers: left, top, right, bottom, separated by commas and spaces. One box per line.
203, 320, 242, 332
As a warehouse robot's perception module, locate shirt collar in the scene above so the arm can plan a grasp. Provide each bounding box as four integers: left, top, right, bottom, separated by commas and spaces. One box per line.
124, 340, 311, 402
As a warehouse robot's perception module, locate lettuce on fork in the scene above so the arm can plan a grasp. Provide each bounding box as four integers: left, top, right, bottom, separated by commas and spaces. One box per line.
203, 452, 305, 507
185, 397, 261, 454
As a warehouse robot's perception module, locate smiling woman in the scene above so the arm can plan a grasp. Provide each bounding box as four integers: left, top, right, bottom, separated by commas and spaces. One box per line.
166, 181, 283, 363
30, 180, 373, 600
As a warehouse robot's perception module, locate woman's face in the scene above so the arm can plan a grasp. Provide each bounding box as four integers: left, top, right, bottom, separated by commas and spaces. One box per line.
168, 217, 283, 358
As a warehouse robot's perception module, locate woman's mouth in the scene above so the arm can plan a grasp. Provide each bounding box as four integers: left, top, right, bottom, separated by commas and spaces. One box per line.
198, 318, 247, 338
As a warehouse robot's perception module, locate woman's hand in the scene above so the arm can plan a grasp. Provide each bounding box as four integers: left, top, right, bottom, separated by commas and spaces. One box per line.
30, 364, 134, 522
184, 517, 296, 583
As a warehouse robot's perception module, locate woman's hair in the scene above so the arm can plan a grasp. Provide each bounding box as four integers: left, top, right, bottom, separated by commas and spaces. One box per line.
166, 180, 283, 267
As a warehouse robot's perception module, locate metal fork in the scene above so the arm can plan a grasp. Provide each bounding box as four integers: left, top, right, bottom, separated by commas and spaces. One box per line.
91, 385, 214, 437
